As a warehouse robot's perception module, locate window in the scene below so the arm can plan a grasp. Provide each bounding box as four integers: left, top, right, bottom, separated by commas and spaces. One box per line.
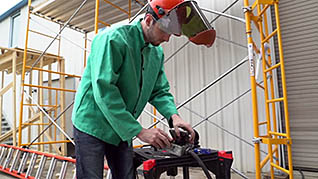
9, 11, 21, 48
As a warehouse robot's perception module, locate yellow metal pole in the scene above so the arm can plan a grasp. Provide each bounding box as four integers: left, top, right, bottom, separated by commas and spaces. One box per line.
129, 0, 131, 20
20, 140, 71, 146
59, 59, 66, 155
84, 33, 87, 67
95, 0, 99, 34
23, 84, 76, 92
47, 64, 52, 153
257, 4, 275, 178
261, 146, 278, 169
12, 52, 17, 146
263, 7, 279, 166
23, 123, 51, 125
57, 25, 67, 156
243, 1, 261, 178
0, 71, 4, 136
274, 2, 293, 178
39, 58, 44, 152
98, 20, 111, 27
18, 0, 32, 146
55, 90, 57, 141
153, 107, 157, 128
103, 0, 129, 15
25, 66, 81, 78
27, 71, 32, 143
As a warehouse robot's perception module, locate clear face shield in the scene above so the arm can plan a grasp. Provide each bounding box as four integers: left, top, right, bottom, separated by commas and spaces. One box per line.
156, 1, 216, 47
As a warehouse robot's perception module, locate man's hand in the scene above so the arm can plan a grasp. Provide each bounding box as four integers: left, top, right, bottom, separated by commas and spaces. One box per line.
171, 114, 195, 143
137, 128, 173, 149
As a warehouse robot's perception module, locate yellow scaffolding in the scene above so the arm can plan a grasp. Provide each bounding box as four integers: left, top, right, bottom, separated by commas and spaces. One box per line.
2, 0, 145, 155
16, 0, 83, 155
244, 0, 293, 178
94, 0, 134, 33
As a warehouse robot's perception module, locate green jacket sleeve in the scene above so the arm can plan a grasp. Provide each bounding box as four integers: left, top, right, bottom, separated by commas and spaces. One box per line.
148, 55, 178, 120
90, 34, 142, 142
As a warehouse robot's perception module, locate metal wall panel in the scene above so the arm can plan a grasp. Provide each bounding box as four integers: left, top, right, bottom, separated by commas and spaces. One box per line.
274, 0, 318, 171
138, 0, 266, 173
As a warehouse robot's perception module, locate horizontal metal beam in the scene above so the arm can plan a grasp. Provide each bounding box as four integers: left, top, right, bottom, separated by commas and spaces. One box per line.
201, 7, 246, 23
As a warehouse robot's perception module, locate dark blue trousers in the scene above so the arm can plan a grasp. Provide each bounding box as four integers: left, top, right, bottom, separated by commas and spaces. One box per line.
74, 126, 136, 179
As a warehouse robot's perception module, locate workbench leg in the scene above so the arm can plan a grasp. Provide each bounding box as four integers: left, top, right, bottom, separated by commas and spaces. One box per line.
183, 166, 189, 179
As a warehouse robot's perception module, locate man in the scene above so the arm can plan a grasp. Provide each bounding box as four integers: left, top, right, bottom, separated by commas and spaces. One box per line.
72, 0, 215, 178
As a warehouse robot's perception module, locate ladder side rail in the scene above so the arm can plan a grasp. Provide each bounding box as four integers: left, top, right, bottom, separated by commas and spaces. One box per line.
273, 2, 293, 178
0, 144, 110, 178
257, 3, 276, 178
18, 0, 32, 147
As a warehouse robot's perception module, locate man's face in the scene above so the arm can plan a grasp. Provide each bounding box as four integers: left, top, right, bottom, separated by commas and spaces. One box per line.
146, 18, 172, 46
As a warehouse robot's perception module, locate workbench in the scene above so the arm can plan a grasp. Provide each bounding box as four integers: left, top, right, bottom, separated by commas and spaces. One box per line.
134, 147, 233, 179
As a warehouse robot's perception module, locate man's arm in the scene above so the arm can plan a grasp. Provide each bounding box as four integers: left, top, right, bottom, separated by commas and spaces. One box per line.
148, 57, 195, 142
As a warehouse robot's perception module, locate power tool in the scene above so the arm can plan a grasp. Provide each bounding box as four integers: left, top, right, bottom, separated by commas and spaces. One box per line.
165, 128, 200, 157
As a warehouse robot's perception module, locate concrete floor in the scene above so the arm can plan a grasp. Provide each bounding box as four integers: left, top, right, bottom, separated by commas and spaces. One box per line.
0, 172, 16, 179
1, 168, 318, 178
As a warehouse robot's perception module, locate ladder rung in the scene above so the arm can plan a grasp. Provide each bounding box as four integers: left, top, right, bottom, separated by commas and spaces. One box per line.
10, 150, 21, 172
23, 123, 51, 126
0, 147, 7, 166
25, 153, 38, 178
259, 4, 270, 17
264, 63, 281, 73
20, 140, 71, 146
260, 146, 278, 169
258, 121, 267, 125
25, 66, 81, 78
17, 152, 29, 174
3, 148, 13, 169
271, 162, 290, 175
35, 155, 47, 179
23, 104, 58, 108
266, 98, 284, 103
269, 131, 287, 137
262, 138, 291, 145
98, 19, 111, 27
29, 29, 57, 39
23, 84, 76, 93
262, 29, 277, 43
251, 0, 275, 10
58, 161, 68, 179
46, 158, 57, 179
259, 135, 269, 138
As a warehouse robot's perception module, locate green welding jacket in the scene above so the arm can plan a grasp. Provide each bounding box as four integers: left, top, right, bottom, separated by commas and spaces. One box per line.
72, 19, 178, 146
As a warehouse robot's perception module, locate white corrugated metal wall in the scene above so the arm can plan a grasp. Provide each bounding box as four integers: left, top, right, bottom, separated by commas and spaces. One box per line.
137, 0, 268, 173
274, 0, 318, 172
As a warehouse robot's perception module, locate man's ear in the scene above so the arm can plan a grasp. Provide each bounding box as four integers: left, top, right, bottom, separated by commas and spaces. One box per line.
145, 14, 154, 27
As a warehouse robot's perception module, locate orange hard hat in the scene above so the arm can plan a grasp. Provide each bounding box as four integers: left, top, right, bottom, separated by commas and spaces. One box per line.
148, 0, 184, 19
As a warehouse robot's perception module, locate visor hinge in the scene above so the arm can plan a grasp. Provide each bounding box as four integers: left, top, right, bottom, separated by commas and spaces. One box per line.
156, 5, 165, 15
